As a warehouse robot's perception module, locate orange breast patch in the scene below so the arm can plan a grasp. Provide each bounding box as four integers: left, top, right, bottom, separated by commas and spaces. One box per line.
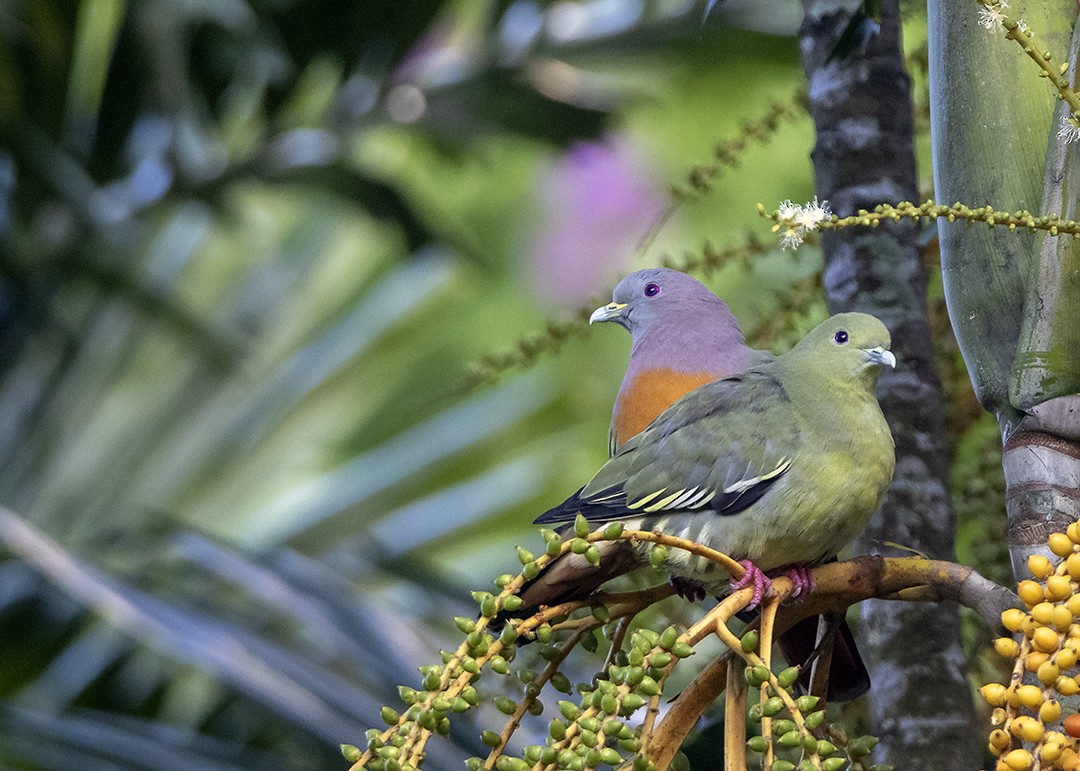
612, 368, 718, 448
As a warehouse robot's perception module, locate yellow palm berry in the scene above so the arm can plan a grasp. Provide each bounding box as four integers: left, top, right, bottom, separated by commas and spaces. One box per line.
1069, 521, 1080, 544
1033, 626, 1061, 653
1068, 552, 1080, 580
1057, 675, 1080, 696
1068, 595, 1080, 616
1039, 661, 1063, 685
1050, 533, 1075, 558
1045, 729, 1069, 746
1062, 748, 1080, 771
995, 637, 1021, 658
981, 683, 1008, 707
1053, 605, 1075, 631
1048, 575, 1074, 600
994, 760, 1010, 771
1017, 684, 1046, 709
990, 728, 1013, 750
1009, 715, 1033, 737
1003, 748, 1034, 770
1019, 719, 1044, 743
1032, 602, 1055, 626
1003, 608, 1028, 632
1030, 554, 1054, 579
1058, 647, 1079, 669
1027, 652, 1050, 672
1019, 580, 1046, 607
1022, 616, 1038, 638
1043, 740, 1065, 764
1041, 699, 1063, 723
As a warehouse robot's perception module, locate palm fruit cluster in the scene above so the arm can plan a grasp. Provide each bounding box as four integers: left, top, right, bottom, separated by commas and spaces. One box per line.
739, 630, 887, 771
345, 519, 890, 771
343, 519, 701, 771
981, 522, 1080, 770
473, 625, 695, 771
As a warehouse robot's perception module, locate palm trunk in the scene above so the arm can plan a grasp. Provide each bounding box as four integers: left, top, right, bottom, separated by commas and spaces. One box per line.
927, 0, 1080, 579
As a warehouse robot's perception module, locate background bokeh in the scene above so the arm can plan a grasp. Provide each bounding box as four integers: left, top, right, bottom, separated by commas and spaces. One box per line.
0, 1, 1005, 769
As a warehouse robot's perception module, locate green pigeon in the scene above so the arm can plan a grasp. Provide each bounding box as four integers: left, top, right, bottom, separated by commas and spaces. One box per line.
534, 312, 896, 608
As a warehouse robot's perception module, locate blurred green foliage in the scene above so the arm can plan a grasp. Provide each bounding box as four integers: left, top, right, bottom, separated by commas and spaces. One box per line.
0, 1, 1001, 769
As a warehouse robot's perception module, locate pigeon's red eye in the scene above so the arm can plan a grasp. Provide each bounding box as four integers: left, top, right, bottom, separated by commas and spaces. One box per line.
834, 330, 849, 344
643, 283, 661, 297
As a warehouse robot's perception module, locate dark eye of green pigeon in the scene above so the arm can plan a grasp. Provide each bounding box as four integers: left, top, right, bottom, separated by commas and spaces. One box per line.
834, 330, 849, 344
643, 282, 661, 297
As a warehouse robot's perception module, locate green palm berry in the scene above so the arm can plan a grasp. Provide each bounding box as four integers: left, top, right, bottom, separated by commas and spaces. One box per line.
777, 666, 800, 688
601, 748, 623, 766
549, 719, 567, 740
671, 641, 695, 658
761, 697, 784, 717
558, 700, 581, 720
649, 652, 672, 668
585, 545, 601, 565
778, 730, 802, 748
774, 720, 797, 737
638, 676, 660, 697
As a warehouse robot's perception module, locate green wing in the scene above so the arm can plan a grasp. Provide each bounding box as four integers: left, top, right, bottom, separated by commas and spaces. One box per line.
535, 369, 799, 525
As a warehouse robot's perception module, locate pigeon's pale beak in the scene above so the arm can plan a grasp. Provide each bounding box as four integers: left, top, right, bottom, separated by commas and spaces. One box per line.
589, 302, 628, 325
865, 346, 897, 369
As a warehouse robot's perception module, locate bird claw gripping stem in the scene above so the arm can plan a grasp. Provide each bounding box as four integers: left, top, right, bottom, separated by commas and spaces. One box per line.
730, 560, 772, 610
770, 564, 816, 601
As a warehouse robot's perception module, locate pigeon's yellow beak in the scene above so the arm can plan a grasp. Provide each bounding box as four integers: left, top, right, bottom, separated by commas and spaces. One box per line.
589, 302, 628, 325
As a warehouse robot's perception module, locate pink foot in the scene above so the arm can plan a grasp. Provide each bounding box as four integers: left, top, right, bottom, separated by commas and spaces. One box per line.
768, 564, 816, 601
670, 575, 707, 603
730, 560, 772, 610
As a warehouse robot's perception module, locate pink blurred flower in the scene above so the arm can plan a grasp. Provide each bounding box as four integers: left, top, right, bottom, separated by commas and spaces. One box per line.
527, 136, 665, 305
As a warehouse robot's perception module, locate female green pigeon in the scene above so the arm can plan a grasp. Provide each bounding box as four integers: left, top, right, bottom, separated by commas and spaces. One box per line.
535, 312, 896, 608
